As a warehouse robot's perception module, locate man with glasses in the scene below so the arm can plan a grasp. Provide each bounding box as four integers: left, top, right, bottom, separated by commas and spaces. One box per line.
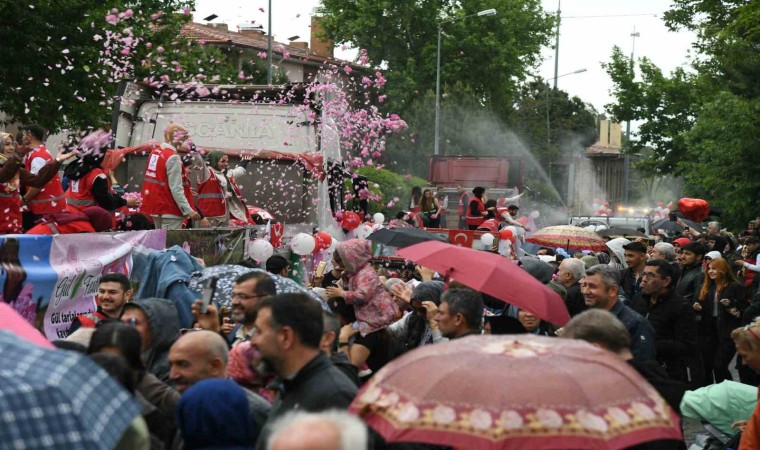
636, 259, 699, 385
192, 271, 277, 347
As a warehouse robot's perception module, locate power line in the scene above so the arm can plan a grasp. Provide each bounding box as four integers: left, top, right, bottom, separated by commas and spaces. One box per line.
562, 13, 657, 19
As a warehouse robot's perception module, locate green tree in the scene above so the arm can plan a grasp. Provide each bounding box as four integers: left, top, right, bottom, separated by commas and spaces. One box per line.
0, 1, 263, 132
680, 93, 760, 227
317, 0, 555, 117
602, 47, 698, 175
603, 0, 760, 227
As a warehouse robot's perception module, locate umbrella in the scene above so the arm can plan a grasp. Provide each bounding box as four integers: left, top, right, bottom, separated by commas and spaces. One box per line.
597, 227, 646, 238
0, 303, 54, 348
396, 241, 570, 325
0, 330, 142, 450
681, 380, 757, 436
526, 225, 608, 251
368, 227, 448, 249
351, 334, 682, 450
651, 218, 703, 234
188, 265, 326, 309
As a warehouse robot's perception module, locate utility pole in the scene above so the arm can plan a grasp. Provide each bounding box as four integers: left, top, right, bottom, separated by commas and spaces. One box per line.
623, 26, 639, 204
267, 0, 272, 84
552, 0, 561, 89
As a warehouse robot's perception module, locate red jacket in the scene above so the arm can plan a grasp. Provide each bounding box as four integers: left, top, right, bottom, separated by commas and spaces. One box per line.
465, 197, 486, 227
196, 168, 251, 221
24, 146, 66, 215
139, 145, 194, 217
26, 220, 96, 234
65, 168, 109, 213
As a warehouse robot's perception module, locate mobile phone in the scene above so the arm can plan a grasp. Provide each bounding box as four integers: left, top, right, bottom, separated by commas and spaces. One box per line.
315, 261, 327, 278
199, 277, 218, 314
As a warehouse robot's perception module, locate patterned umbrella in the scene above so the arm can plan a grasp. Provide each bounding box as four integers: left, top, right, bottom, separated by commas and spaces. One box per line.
351, 334, 682, 450
526, 225, 608, 251
0, 331, 141, 450
188, 265, 326, 309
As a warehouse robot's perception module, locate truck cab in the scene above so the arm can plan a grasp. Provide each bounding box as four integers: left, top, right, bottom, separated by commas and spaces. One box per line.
110, 81, 341, 232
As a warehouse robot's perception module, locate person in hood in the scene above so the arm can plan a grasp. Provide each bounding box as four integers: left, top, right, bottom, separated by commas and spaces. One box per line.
389, 281, 447, 354
325, 239, 398, 336
605, 237, 631, 270
120, 297, 180, 383
177, 379, 255, 450
25, 205, 115, 234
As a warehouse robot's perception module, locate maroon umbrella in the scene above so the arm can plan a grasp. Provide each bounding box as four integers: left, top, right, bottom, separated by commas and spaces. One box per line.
396, 241, 570, 326
351, 335, 683, 450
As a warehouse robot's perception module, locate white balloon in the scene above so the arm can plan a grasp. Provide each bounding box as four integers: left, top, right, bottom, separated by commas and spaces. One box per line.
290, 233, 316, 256
373, 212, 385, 225
529, 210, 540, 219
480, 233, 495, 247
355, 223, 373, 240
247, 239, 273, 262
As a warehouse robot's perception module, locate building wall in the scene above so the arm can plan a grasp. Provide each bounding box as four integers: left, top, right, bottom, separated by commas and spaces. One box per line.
570, 156, 625, 214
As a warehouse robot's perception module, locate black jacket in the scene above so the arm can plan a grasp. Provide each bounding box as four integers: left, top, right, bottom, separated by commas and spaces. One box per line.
633, 289, 699, 383
256, 352, 358, 449
564, 282, 587, 317
620, 267, 643, 302
698, 282, 747, 340
675, 264, 703, 302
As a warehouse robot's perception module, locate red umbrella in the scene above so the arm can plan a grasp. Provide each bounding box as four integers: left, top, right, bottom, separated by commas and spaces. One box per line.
351, 335, 683, 450
0, 303, 54, 349
396, 241, 570, 326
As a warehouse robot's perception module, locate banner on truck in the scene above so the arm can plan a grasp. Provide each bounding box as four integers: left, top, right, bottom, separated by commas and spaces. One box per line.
0, 231, 166, 339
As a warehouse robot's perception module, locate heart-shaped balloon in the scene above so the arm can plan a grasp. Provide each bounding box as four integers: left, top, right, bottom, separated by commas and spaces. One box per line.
678, 198, 710, 222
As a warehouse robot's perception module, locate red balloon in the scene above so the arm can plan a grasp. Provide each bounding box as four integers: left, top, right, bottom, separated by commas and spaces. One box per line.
678, 198, 710, 222
341, 211, 361, 231
313, 232, 332, 252
499, 228, 515, 243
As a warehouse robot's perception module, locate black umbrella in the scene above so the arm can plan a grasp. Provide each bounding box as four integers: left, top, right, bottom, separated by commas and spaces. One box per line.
652, 218, 703, 233
596, 227, 646, 238
368, 227, 449, 248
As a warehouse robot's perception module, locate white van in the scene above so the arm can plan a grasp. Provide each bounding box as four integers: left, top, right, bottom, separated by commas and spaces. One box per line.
111, 81, 341, 231
569, 215, 651, 235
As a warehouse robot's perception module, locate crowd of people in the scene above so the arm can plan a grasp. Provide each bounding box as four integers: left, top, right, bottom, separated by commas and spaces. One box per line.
5, 127, 760, 449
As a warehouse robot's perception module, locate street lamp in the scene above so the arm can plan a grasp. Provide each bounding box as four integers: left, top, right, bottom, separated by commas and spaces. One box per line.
532, 68, 586, 155
434, 8, 497, 156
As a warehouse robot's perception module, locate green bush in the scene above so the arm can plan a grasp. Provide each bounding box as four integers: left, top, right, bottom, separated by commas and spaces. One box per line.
343, 167, 429, 217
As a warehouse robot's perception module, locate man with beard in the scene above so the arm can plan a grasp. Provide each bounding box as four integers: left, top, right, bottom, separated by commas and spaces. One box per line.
192, 271, 277, 348
676, 242, 708, 302
68, 273, 133, 333
252, 293, 357, 449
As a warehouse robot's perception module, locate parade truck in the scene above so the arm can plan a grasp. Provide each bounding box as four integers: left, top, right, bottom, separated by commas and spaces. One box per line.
110, 81, 341, 236
428, 155, 525, 227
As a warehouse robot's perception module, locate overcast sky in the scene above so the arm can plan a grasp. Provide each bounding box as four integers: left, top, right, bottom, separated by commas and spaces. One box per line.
193, 0, 697, 114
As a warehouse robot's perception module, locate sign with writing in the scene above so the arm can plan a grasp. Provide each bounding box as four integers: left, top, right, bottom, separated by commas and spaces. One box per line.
1, 231, 166, 340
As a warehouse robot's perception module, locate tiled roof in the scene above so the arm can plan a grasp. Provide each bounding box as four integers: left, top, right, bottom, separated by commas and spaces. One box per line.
180, 22, 359, 68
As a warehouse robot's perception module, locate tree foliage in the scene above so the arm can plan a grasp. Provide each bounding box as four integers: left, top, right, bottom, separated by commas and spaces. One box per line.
317, 0, 555, 116
0, 1, 284, 132
603, 0, 760, 227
